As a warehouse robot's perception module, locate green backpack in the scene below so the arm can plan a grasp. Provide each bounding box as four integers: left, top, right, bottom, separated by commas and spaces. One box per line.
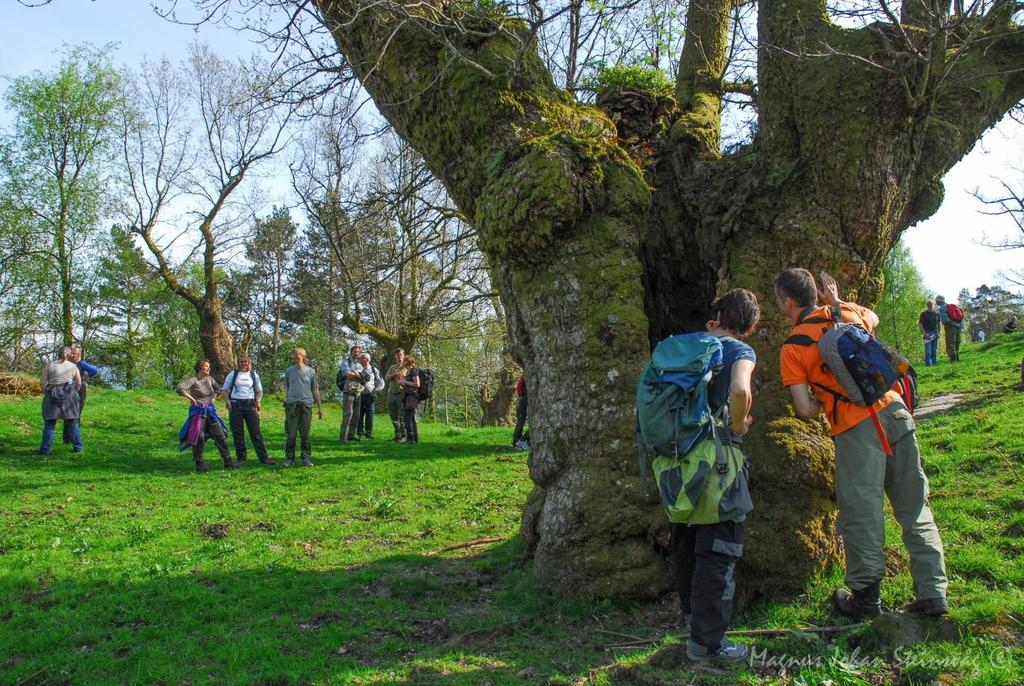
651, 437, 748, 525
636, 333, 751, 525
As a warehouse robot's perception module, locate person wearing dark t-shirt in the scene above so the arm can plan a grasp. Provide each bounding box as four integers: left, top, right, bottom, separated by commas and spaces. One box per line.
397, 356, 421, 444
918, 300, 941, 367
672, 288, 760, 665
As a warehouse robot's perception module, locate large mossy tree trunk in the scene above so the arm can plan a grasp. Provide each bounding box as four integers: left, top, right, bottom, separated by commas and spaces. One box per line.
196, 296, 236, 381
314, 0, 1023, 599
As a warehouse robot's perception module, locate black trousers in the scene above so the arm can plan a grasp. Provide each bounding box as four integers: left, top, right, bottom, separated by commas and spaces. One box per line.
357, 393, 376, 436
403, 407, 418, 443
512, 394, 528, 444
229, 399, 269, 462
669, 520, 744, 651
194, 415, 231, 464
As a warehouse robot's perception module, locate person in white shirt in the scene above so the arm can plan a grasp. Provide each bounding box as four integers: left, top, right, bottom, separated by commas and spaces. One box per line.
37, 346, 83, 454
355, 352, 385, 438
223, 354, 273, 465
336, 345, 370, 441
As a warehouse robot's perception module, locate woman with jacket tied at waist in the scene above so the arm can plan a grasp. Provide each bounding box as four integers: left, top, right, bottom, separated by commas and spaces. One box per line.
178, 359, 238, 472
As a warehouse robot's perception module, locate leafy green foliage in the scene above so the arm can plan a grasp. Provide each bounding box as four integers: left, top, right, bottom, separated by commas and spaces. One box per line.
960, 284, 1024, 341
875, 239, 929, 362
0, 44, 123, 345
590, 64, 674, 96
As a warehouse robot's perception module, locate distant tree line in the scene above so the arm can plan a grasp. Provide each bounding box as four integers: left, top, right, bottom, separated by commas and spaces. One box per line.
0, 45, 515, 425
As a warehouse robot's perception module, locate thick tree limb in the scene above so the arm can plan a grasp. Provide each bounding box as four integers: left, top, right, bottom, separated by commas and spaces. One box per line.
672, 0, 734, 156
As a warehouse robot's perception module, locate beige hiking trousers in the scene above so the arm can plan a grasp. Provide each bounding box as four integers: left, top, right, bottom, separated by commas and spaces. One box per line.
833, 401, 948, 600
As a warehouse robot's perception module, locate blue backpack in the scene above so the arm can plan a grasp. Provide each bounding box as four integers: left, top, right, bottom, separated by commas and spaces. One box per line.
786, 307, 918, 456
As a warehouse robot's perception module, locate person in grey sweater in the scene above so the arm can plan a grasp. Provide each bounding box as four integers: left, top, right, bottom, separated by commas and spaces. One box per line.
283, 347, 324, 467
178, 359, 237, 472
37, 346, 83, 454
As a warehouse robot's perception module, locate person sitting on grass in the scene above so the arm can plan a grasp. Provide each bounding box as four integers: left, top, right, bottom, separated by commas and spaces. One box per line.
177, 359, 237, 473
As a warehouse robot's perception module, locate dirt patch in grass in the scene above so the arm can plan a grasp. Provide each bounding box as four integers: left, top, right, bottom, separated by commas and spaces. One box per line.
884, 543, 910, 576
407, 617, 450, 643
250, 522, 273, 532
299, 611, 340, 630
197, 522, 230, 539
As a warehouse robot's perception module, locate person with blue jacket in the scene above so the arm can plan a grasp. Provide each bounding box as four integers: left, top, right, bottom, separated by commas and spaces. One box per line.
177, 359, 237, 472
64, 346, 98, 445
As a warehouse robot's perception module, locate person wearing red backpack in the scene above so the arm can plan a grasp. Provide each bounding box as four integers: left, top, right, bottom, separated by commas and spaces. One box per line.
935, 295, 962, 362
775, 269, 948, 619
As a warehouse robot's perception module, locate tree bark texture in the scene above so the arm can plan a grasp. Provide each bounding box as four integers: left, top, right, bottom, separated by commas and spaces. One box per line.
197, 296, 236, 381
478, 353, 519, 426
315, 0, 1024, 600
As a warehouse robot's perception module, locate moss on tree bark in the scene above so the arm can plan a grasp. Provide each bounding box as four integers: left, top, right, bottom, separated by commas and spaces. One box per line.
314, 0, 1024, 600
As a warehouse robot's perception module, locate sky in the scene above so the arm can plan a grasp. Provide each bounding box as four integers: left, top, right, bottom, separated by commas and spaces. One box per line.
1, 0, 1022, 301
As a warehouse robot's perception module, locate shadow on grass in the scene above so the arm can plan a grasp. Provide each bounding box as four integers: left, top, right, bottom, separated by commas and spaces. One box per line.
1, 419, 517, 483
0, 541, 685, 686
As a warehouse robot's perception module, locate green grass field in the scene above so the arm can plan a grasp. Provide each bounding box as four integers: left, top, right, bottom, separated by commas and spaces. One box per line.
1, 334, 1022, 685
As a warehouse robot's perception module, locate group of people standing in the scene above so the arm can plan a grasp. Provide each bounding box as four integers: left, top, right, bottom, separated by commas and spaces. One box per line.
918, 296, 963, 365
338, 346, 422, 445
173, 346, 426, 472
34, 342, 427, 470
176, 355, 274, 471
919, 297, 1021, 365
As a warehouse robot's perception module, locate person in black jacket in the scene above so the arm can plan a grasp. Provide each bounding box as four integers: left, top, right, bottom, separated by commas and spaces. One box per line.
918, 300, 941, 367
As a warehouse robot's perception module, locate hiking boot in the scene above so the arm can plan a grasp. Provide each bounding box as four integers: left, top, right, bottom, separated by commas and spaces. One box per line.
259, 457, 275, 465
905, 596, 948, 616
72, 447, 84, 453
195, 461, 209, 473
301, 458, 314, 467
282, 458, 296, 468
832, 581, 882, 619
223, 459, 240, 469
686, 638, 749, 664
347, 435, 359, 441
236, 457, 247, 465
